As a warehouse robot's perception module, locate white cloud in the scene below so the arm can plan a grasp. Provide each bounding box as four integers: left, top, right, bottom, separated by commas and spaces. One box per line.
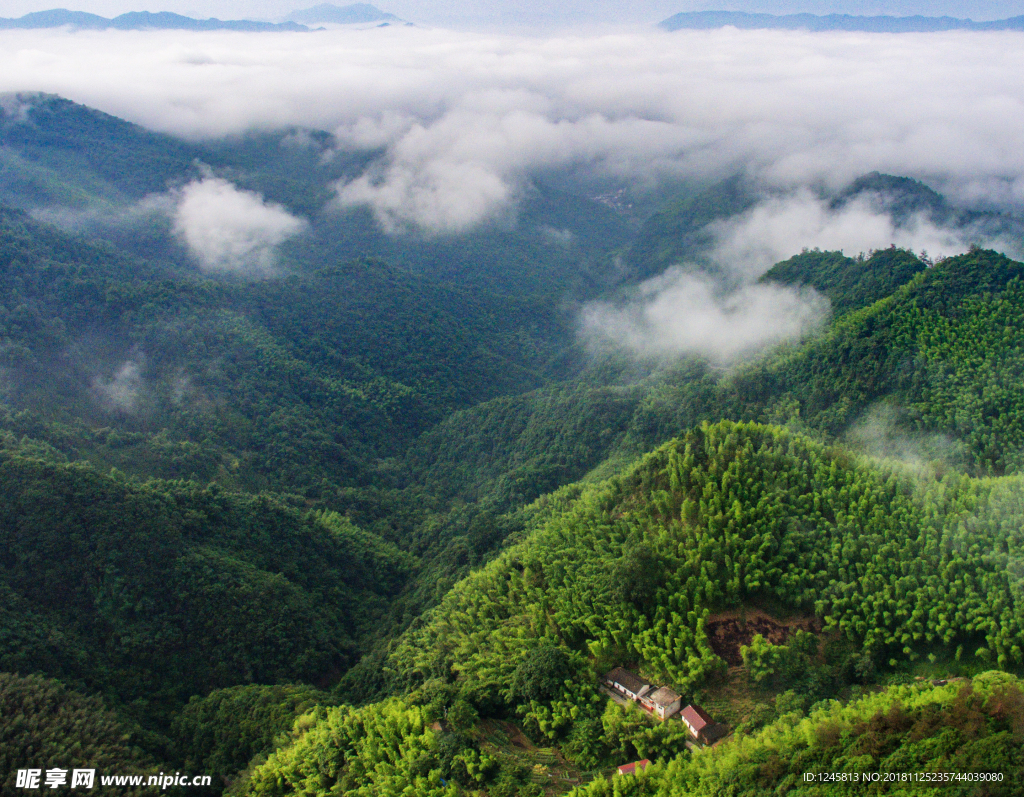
707, 191, 974, 278
3, 27, 1024, 232
577, 188, 989, 362
580, 268, 830, 362
171, 176, 306, 273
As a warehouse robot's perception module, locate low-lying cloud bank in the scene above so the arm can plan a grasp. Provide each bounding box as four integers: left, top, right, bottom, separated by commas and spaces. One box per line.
580, 271, 830, 362
578, 188, 999, 362
2, 26, 1024, 233
4, 25, 1024, 356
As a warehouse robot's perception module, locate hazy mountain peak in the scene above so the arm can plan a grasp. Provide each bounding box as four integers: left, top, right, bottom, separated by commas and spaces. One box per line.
0, 8, 309, 32
284, 3, 398, 25
659, 10, 1024, 32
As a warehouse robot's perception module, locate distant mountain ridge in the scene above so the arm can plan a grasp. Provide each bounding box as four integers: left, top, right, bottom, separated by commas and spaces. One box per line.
285, 4, 398, 25
0, 8, 309, 31
659, 9, 1024, 32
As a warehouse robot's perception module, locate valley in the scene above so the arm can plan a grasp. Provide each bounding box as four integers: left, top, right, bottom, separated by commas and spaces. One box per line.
0, 91, 1022, 796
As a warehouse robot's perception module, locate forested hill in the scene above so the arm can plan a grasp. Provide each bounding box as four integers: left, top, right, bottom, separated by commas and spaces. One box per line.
242, 421, 1024, 794
0, 203, 571, 496
409, 246, 1024, 519
0, 451, 412, 722
2, 94, 1024, 794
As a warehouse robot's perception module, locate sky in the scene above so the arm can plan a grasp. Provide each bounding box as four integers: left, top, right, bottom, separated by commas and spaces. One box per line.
4, 1, 1024, 27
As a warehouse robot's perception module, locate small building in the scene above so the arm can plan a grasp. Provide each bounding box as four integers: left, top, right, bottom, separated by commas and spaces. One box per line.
616, 759, 650, 776
603, 667, 652, 701
680, 704, 714, 742
643, 686, 682, 719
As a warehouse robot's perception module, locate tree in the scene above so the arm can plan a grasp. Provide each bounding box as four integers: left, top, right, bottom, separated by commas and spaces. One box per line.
509, 642, 573, 704
611, 542, 662, 611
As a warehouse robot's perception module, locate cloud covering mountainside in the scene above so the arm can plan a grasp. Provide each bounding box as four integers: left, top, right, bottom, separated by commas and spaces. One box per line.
1, 25, 1024, 235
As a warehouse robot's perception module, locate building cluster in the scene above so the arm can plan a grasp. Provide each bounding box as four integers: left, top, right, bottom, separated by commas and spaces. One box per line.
602, 667, 715, 743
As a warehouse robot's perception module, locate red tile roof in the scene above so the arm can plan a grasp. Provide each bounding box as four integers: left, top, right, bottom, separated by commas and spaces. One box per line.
617, 759, 650, 776
681, 704, 713, 732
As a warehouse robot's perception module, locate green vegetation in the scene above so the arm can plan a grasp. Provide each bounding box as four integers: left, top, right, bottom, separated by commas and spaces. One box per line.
577, 672, 1024, 796
173, 684, 337, 787
392, 420, 1022, 708
760, 246, 927, 314
0, 673, 159, 794
2, 95, 1024, 794
0, 452, 412, 722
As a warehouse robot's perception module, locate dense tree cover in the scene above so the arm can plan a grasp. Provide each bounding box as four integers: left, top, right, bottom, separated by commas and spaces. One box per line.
236, 681, 691, 796
235, 421, 1024, 794
0, 205, 574, 496
608, 248, 1024, 478
760, 247, 927, 315
173, 684, 337, 788
236, 697, 491, 797
408, 384, 644, 509
387, 422, 1023, 754
740, 631, 819, 686
0, 672, 159, 794
410, 248, 1024, 520
6, 96, 1024, 796
0, 451, 413, 723
621, 176, 755, 281
575, 672, 1024, 796
0, 93, 201, 204
728, 248, 1024, 472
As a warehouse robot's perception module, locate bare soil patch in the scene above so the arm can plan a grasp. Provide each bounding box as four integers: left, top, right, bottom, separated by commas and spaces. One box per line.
706, 608, 821, 666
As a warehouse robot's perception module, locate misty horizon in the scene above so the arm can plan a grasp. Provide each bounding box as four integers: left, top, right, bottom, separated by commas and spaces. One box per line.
5, 1, 1024, 29
4, 19, 1024, 359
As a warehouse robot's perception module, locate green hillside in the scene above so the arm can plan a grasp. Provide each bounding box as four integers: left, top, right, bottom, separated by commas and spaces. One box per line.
409, 246, 1024, 517
2, 96, 1024, 795
236, 421, 1024, 794
0, 451, 412, 724
0, 673, 160, 795
0, 204, 574, 495
576, 671, 1024, 797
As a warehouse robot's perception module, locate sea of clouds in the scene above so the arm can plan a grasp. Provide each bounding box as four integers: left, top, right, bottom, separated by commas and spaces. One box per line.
2, 24, 1024, 355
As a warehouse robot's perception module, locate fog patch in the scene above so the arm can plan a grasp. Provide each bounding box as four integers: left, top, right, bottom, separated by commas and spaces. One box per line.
577, 179, 1022, 362
539, 225, 575, 246
92, 360, 144, 413
580, 268, 829, 362
845, 404, 966, 472
5, 28, 1024, 233
0, 92, 34, 122
709, 191, 974, 279
171, 177, 306, 274
31, 193, 174, 233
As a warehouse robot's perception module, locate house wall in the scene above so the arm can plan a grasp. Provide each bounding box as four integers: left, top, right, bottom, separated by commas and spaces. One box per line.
656, 697, 681, 719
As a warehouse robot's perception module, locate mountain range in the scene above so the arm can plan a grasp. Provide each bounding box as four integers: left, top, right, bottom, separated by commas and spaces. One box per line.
1, 92, 1023, 795
0, 5, 399, 32
660, 9, 1024, 32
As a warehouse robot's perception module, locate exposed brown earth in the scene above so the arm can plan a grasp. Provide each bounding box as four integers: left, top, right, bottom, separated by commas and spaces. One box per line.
706, 608, 821, 666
